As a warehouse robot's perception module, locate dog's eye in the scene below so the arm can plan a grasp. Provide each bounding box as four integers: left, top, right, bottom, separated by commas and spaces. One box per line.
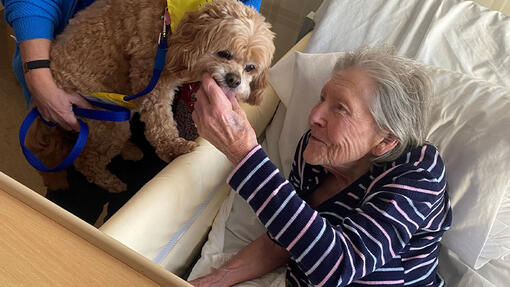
244, 64, 256, 72
217, 50, 233, 60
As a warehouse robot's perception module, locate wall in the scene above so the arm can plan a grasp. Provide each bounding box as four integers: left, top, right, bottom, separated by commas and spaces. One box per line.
474, 0, 510, 15
0, 5, 16, 67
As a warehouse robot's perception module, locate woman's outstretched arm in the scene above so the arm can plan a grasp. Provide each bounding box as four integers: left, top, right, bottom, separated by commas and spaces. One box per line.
189, 234, 290, 287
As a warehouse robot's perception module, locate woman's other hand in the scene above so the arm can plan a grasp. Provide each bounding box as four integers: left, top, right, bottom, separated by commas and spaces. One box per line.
188, 269, 231, 287
188, 234, 290, 287
192, 73, 258, 164
26, 68, 91, 131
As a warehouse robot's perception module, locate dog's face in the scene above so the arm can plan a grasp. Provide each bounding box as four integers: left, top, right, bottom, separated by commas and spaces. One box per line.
167, 0, 275, 105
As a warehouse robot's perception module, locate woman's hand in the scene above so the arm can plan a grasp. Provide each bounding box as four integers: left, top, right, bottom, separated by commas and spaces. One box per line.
192, 73, 258, 164
188, 235, 290, 286
188, 269, 231, 287
20, 38, 91, 131
26, 68, 91, 131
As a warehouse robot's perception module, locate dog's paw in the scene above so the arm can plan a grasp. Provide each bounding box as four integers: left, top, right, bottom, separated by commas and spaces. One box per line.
175, 138, 199, 155
91, 173, 127, 193
156, 138, 198, 162
42, 171, 69, 191
120, 141, 144, 161
107, 181, 127, 193
157, 152, 173, 163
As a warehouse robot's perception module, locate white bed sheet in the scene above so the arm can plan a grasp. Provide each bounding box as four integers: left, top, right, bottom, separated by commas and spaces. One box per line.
438, 247, 510, 287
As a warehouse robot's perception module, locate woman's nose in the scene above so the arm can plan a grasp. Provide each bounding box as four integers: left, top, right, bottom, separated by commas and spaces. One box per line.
309, 103, 326, 128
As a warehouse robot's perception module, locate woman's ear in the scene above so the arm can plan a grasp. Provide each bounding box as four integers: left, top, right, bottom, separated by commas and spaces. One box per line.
246, 70, 268, 105
372, 134, 398, 157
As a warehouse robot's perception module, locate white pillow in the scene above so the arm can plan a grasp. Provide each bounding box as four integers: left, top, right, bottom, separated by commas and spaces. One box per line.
308, 0, 510, 88
267, 51, 510, 270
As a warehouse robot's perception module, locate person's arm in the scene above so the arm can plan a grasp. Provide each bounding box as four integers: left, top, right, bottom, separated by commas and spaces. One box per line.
189, 234, 290, 287
192, 74, 449, 286
20, 39, 91, 131
4, 0, 91, 131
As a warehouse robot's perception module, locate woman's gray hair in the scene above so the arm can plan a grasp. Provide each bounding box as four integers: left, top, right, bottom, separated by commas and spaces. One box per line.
334, 47, 433, 163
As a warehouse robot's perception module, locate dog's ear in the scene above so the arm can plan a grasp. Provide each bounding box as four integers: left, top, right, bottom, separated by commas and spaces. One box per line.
166, 0, 264, 74
165, 8, 221, 73
247, 69, 268, 105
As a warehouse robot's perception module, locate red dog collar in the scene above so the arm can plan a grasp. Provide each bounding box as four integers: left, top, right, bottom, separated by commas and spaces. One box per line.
177, 82, 200, 111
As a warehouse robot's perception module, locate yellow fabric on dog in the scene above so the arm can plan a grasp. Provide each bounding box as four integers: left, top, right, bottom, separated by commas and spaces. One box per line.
167, 0, 215, 33
84, 92, 137, 109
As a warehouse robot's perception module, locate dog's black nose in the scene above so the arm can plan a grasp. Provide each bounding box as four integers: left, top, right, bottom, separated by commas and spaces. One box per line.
225, 73, 241, 89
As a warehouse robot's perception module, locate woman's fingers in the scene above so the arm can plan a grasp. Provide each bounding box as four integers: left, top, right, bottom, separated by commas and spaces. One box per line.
70, 93, 92, 109
228, 92, 242, 112
202, 73, 232, 108
53, 92, 81, 131
35, 90, 82, 131
60, 109, 80, 131
193, 88, 206, 124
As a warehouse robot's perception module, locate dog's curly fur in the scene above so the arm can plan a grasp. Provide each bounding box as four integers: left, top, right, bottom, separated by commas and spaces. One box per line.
26, 0, 275, 193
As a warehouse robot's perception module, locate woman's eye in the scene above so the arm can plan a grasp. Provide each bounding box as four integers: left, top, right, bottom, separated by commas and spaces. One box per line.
217, 50, 233, 60
245, 64, 256, 72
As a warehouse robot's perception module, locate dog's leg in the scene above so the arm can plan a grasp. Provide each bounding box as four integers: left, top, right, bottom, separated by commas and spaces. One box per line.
73, 121, 130, 193
25, 119, 72, 191
120, 140, 144, 161
40, 171, 69, 191
137, 86, 198, 163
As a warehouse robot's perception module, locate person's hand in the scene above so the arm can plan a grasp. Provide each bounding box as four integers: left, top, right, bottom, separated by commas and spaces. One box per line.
188, 269, 230, 287
25, 68, 92, 131
192, 73, 258, 164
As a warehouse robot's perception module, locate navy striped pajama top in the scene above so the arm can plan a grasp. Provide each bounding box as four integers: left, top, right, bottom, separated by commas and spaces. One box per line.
227, 131, 452, 287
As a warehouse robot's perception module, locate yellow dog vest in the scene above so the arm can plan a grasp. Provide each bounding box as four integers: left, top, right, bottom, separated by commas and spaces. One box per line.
167, 0, 215, 34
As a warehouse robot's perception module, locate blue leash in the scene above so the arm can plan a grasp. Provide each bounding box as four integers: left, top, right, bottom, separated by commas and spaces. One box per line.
19, 34, 169, 172
124, 39, 167, 101
19, 100, 128, 172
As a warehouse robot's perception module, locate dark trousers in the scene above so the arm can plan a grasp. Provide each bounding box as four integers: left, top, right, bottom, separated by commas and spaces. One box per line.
45, 113, 167, 225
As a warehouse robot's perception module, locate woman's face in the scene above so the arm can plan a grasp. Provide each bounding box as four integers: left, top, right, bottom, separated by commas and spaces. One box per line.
303, 68, 385, 168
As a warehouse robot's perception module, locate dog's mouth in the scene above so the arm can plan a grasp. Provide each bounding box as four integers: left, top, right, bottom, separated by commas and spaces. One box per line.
219, 86, 237, 100
212, 76, 238, 100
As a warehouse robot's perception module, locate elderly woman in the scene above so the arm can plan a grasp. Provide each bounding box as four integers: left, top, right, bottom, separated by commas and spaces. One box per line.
190, 48, 452, 287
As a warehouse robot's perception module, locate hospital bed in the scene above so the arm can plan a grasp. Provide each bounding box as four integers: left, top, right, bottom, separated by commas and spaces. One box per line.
100, 0, 510, 285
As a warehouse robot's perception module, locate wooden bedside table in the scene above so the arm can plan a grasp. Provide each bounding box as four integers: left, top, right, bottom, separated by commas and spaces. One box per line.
0, 172, 190, 286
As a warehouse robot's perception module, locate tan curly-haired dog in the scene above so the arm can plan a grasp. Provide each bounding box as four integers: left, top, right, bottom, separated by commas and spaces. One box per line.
26, 0, 275, 193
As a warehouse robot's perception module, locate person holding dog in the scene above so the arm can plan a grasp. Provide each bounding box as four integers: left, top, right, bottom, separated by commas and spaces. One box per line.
2, 0, 262, 224
190, 47, 452, 286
